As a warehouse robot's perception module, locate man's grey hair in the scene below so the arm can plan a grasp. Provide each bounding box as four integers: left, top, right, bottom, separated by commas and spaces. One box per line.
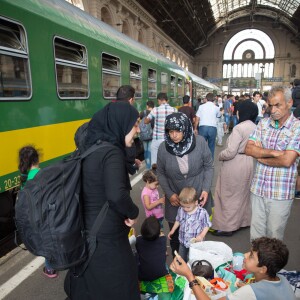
268, 85, 292, 103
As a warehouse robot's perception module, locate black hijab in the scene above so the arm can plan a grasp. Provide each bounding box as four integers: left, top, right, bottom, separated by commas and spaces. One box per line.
238, 100, 258, 124
85, 102, 139, 174
164, 112, 195, 157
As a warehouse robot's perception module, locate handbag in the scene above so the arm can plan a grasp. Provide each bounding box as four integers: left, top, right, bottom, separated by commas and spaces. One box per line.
191, 260, 214, 280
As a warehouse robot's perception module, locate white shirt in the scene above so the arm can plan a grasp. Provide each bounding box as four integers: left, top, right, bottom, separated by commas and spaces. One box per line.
256, 99, 266, 117
196, 101, 220, 127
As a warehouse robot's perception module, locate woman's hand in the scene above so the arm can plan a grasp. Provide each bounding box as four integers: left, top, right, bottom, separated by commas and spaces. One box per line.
169, 194, 180, 206
199, 191, 208, 207
124, 218, 137, 227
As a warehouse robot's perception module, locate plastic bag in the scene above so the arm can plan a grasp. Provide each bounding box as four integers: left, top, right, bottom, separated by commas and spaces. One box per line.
215, 265, 238, 293
189, 241, 233, 272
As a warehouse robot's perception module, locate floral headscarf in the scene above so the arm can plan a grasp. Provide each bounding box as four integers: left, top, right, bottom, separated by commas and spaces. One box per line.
164, 112, 195, 157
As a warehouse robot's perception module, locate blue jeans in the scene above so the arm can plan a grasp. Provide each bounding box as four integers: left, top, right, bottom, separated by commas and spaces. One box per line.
151, 139, 164, 165
198, 126, 217, 157
157, 217, 164, 229
224, 113, 231, 127
232, 115, 238, 127
179, 243, 189, 262
143, 140, 152, 169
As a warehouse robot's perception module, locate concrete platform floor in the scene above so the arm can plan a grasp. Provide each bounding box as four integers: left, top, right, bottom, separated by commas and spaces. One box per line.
0, 136, 299, 299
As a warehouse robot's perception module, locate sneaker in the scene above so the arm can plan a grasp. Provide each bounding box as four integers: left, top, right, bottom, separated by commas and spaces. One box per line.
295, 191, 300, 199
43, 267, 58, 278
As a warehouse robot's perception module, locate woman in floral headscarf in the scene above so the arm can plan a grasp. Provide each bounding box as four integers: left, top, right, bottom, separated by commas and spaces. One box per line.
157, 112, 214, 256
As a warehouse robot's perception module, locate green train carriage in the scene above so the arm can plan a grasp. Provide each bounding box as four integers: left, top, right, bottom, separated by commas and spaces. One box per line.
0, 0, 220, 240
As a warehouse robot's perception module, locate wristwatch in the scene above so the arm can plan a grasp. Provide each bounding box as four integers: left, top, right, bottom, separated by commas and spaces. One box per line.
189, 279, 200, 288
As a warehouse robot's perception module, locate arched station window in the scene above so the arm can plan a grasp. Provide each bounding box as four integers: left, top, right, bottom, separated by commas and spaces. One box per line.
223, 29, 275, 79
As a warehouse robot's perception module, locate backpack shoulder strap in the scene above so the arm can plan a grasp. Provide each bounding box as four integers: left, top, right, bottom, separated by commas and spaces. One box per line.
80, 140, 104, 159
73, 201, 109, 277
90, 201, 109, 236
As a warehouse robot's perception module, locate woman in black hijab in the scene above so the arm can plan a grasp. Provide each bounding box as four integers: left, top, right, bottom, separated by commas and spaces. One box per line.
212, 100, 258, 236
157, 112, 214, 256
86, 101, 139, 176
66, 102, 140, 300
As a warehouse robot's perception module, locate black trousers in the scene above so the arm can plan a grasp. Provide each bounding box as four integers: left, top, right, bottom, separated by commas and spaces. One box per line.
168, 222, 180, 257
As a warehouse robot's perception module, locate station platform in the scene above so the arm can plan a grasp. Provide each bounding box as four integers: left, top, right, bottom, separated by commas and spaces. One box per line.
1, 138, 299, 300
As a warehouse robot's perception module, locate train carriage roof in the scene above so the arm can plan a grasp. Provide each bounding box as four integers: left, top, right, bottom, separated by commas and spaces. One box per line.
185, 70, 221, 92
7, 0, 188, 78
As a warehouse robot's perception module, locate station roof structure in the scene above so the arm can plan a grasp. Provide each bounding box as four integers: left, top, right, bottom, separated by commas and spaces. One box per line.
136, 0, 300, 55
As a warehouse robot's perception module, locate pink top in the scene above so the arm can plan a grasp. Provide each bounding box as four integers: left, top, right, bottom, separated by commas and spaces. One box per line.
141, 186, 164, 219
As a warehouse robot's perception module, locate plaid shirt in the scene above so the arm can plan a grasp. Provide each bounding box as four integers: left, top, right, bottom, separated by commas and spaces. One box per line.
249, 114, 300, 200
147, 103, 177, 140
176, 206, 211, 248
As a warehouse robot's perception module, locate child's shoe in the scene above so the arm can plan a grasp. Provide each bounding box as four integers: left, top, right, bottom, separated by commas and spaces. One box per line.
295, 191, 300, 199
43, 267, 58, 278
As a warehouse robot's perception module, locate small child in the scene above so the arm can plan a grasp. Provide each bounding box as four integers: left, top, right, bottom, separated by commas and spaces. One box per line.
141, 170, 165, 228
217, 107, 227, 145
168, 187, 211, 262
136, 216, 168, 282
18, 145, 58, 279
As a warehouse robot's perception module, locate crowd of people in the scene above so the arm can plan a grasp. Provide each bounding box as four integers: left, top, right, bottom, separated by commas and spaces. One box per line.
17, 82, 300, 299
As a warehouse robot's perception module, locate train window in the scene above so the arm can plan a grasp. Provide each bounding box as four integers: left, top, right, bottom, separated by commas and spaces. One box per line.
161, 73, 168, 93
178, 77, 183, 97
170, 75, 176, 98
54, 37, 88, 99
148, 68, 157, 98
102, 53, 121, 99
130, 62, 142, 98
0, 17, 32, 100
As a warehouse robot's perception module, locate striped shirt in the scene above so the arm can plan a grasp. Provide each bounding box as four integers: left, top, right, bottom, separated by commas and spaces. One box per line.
176, 206, 211, 248
249, 114, 300, 200
147, 103, 177, 140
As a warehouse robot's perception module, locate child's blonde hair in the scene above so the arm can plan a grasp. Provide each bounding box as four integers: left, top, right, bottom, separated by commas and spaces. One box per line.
142, 170, 157, 183
179, 187, 197, 204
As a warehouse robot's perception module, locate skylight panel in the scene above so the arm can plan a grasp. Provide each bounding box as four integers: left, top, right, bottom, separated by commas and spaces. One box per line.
209, 0, 251, 21
258, 0, 300, 16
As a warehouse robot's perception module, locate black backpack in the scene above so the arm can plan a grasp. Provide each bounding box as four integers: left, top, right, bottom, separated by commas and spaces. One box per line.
15, 141, 109, 275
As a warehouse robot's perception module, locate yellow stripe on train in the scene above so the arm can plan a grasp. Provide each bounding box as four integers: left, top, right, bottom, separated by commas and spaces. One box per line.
0, 119, 89, 177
